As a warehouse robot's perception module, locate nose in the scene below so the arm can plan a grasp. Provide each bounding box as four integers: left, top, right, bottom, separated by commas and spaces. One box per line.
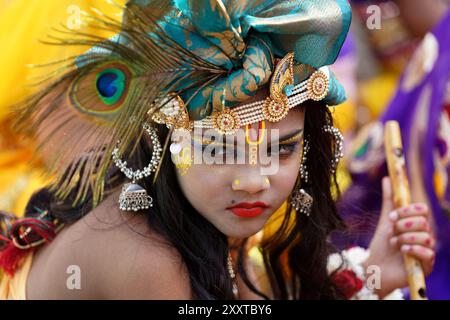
231, 172, 270, 194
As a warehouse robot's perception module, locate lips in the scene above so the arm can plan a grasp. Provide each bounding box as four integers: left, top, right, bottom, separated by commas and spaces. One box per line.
227, 202, 270, 218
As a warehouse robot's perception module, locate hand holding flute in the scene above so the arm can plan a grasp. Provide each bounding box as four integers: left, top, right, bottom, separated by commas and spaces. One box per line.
384, 121, 428, 300
361, 121, 435, 299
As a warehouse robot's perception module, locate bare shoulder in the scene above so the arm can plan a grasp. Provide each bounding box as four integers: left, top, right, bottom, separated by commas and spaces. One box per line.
27, 189, 193, 299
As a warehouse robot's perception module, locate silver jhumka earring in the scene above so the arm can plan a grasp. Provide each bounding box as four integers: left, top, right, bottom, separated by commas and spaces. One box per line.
112, 122, 162, 211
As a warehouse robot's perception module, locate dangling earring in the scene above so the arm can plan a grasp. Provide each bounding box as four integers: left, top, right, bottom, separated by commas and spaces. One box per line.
112, 122, 162, 212
291, 136, 313, 216
323, 125, 344, 174
299, 137, 310, 183
290, 188, 314, 216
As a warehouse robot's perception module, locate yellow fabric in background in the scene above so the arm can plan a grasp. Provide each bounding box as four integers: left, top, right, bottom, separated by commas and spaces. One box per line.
358, 72, 399, 120
0, 0, 125, 215
0, 0, 125, 118
0, 148, 47, 214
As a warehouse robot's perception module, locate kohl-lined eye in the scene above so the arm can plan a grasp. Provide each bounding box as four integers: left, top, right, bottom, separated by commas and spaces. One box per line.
267, 143, 299, 157
200, 144, 241, 158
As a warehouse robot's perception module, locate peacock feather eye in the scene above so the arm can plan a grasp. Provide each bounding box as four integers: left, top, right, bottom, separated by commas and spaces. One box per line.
96, 68, 126, 106
70, 62, 132, 117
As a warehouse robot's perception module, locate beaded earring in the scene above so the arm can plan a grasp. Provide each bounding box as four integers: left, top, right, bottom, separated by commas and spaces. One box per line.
112, 122, 162, 211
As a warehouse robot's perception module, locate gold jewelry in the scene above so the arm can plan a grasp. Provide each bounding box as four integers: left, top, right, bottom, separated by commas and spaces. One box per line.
262, 95, 290, 122
233, 179, 240, 186
307, 70, 330, 101
193, 68, 329, 134
211, 108, 241, 135
150, 95, 193, 132
152, 53, 331, 136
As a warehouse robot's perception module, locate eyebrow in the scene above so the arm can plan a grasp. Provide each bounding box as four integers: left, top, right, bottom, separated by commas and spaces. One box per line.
278, 129, 304, 144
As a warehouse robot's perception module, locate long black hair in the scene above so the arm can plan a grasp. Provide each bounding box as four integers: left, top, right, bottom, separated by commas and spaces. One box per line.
4, 101, 346, 299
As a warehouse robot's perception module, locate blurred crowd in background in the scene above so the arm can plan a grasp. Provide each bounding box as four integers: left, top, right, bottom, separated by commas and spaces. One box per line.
0, 0, 449, 298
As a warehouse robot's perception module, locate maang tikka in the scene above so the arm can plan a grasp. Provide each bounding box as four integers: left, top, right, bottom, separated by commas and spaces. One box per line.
112, 122, 162, 211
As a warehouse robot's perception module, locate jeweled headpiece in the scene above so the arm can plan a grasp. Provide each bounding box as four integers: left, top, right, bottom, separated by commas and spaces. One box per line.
152, 53, 333, 135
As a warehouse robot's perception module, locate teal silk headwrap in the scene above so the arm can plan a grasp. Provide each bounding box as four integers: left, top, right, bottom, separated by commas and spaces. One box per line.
87, 0, 352, 121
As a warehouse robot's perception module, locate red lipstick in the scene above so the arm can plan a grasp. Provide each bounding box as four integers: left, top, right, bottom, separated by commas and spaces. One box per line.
227, 201, 270, 218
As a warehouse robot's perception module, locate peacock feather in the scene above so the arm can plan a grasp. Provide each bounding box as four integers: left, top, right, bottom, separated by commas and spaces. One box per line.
13, 0, 226, 207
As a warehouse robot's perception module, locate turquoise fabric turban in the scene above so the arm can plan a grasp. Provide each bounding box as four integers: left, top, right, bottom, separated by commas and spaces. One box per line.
85, 0, 352, 120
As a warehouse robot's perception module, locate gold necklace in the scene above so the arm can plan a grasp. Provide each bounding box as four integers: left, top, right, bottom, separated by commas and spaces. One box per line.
227, 252, 239, 298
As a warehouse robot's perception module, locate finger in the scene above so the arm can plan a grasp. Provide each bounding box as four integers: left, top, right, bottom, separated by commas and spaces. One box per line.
400, 244, 435, 275
390, 232, 435, 249
394, 216, 429, 234
381, 177, 394, 216
388, 203, 429, 221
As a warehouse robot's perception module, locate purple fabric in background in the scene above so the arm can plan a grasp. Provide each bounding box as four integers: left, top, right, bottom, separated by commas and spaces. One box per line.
339, 31, 356, 58
337, 9, 450, 299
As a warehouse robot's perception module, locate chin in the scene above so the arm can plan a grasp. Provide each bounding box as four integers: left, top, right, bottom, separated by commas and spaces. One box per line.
218, 217, 267, 238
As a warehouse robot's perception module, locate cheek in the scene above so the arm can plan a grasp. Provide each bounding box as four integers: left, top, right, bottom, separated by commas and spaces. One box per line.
269, 152, 302, 205
175, 164, 229, 211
